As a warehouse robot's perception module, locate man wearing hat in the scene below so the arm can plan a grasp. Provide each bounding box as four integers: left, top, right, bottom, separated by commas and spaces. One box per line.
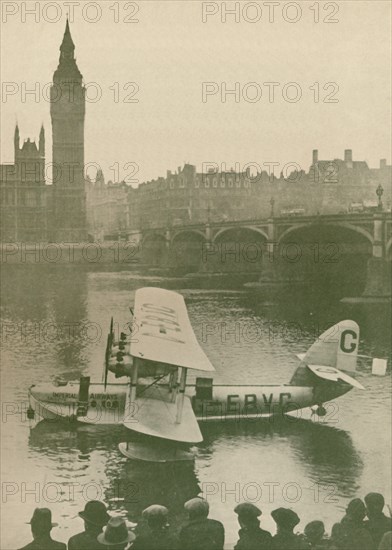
234, 502, 272, 550
331, 499, 373, 550
364, 493, 392, 549
97, 517, 135, 550
271, 508, 309, 549
179, 497, 224, 550
68, 500, 110, 550
19, 508, 66, 550
131, 505, 179, 550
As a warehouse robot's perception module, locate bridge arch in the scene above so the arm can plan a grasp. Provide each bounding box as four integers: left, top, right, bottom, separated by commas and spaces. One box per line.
208, 226, 267, 274
141, 232, 167, 266
170, 230, 207, 273
277, 222, 374, 246
171, 229, 206, 243
277, 222, 373, 297
213, 225, 269, 243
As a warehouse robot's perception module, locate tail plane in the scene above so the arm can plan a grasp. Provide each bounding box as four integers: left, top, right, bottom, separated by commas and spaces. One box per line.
302, 320, 359, 373
292, 320, 364, 390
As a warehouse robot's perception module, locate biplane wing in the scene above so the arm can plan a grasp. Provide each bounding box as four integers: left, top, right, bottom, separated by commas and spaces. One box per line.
122, 288, 213, 446
123, 395, 203, 443
130, 287, 215, 372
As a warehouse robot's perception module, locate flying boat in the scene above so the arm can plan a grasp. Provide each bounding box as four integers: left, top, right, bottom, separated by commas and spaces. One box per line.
28, 287, 366, 462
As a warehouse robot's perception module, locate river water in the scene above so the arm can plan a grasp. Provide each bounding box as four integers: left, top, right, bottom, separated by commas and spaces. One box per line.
1, 265, 391, 549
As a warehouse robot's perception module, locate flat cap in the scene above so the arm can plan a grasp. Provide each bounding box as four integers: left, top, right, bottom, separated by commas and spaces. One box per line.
142, 505, 169, 519
184, 498, 209, 516
271, 508, 300, 528
234, 503, 262, 518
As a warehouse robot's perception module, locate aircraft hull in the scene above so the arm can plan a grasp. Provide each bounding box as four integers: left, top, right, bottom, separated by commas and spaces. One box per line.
28, 382, 327, 425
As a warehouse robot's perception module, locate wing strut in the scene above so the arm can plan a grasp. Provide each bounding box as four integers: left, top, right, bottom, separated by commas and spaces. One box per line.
176, 367, 187, 424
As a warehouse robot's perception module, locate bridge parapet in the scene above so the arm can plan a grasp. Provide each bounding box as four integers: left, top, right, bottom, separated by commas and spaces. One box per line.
138, 213, 391, 299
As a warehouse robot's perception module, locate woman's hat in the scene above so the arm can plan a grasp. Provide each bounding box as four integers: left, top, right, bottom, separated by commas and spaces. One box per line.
27, 508, 58, 529
79, 500, 111, 527
97, 517, 136, 546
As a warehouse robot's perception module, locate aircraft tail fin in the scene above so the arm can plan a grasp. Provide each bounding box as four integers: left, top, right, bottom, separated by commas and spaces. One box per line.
302, 320, 359, 373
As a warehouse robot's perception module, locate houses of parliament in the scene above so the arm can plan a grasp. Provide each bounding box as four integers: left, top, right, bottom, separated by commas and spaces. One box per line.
0, 20, 87, 243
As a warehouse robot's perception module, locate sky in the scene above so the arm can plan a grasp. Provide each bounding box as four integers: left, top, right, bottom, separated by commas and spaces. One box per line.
1, 0, 391, 185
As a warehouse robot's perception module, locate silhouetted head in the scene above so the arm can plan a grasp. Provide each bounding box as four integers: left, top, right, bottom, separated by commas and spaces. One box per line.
184, 498, 209, 521
234, 502, 261, 529
304, 521, 325, 544
331, 523, 344, 544
142, 505, 169, 531
28, 508, 57, 539
271, 508, 300, 533
346, 499, 366, 522
79, 500, 110, 531
365, 493, 385, 517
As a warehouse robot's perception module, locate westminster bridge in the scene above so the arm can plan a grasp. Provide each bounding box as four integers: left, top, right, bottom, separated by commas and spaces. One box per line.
134, 212, 392, 299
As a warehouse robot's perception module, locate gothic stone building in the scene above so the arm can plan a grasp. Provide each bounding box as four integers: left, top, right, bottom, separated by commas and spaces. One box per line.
0, 21, 87, 243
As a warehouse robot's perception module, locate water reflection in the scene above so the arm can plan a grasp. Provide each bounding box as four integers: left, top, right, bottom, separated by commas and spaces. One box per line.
199, 417, 363, 498
28, 411, 362, 511
28, 420, 201, 528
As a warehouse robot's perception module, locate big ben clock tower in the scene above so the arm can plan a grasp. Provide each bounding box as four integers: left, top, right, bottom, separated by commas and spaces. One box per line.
50, 20, 87, 242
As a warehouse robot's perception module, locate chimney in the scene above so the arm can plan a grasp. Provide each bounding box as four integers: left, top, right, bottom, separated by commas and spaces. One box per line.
344, 149, 353, 163
312, 149, 318, 164
380, 159, 386, 169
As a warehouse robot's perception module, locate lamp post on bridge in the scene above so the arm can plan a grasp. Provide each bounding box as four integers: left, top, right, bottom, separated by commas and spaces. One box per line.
376, 184, 384, 211
270, 197, 275, 218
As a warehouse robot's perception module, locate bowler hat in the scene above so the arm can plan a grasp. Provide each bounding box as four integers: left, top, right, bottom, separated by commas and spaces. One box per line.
97, 517, 135, 546
271, 508, 300, 528
27, 508, 58, 529
184, 498, 209, 517
79, 500, 111, 527
234, 502, 262, 518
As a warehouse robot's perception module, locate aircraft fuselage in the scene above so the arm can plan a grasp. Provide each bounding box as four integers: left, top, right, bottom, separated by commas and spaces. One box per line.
28, 379, 350, 425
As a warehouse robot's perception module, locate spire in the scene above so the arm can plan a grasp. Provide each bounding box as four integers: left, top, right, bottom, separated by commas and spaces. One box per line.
53, 19, 82, 81
96, 168, 105, 187
39, 124, 45, 156
14, 123, 20, 154
60, 18, 75, 56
